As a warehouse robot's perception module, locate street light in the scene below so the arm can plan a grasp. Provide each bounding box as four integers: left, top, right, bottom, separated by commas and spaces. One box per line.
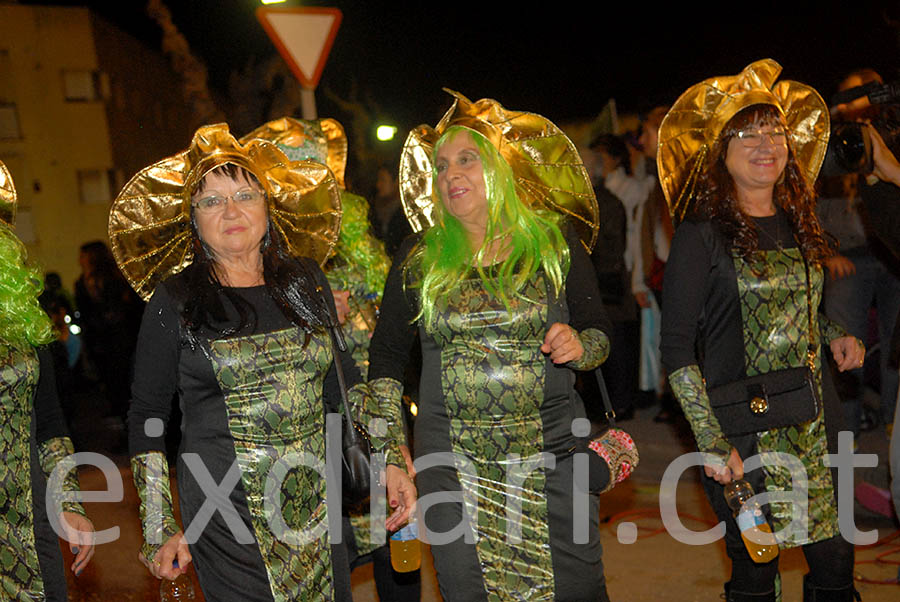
376, 125, 398, 142
260, 0, 287, 5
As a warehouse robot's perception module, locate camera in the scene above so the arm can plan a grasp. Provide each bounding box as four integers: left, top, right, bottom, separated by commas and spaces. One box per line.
820, 80, 900, 176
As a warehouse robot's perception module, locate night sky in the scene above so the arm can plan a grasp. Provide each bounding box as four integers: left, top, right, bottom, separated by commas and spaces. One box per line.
20, 1, 900, 131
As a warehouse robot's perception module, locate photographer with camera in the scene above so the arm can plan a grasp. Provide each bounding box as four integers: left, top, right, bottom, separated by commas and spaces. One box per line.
826, 68, 900, 521
820, 70, 900, 445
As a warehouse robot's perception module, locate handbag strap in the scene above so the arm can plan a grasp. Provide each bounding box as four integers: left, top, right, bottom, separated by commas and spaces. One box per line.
317, 288, 360, 444
593, 367, 616, 428
798, 248, 817, 371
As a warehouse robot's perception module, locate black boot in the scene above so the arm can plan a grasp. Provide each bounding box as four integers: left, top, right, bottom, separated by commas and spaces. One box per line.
802, 574, 861, 601
723, 582, 777, 602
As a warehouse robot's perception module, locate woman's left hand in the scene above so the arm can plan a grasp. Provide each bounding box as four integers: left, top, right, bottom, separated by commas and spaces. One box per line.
384, 464, 417, 532
831, 336, 865, 372
541, 323, 583, 364
60, 511, 95, 576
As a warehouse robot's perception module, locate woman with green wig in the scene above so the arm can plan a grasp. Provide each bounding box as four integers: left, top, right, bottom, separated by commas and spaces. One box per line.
367, 92, 615, 601
0, 163, 95, 600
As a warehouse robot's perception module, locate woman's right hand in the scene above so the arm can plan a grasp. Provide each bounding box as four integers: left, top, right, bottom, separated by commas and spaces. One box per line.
704, 448, 744, 485
139, 531, 191, 580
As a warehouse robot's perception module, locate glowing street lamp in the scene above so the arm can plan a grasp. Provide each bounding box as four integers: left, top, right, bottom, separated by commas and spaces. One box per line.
376, 125, 398, 141
260, 0, 287, 5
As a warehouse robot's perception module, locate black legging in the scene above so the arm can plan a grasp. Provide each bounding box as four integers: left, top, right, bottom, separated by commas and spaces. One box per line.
729, 535, 854, 595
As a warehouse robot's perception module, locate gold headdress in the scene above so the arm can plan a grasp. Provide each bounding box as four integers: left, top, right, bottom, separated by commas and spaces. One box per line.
658, 59, 830, 223
109, 123, 342, 301
241, 117, 348, 188
399, 89, 598, 250
0, 160, 16, 226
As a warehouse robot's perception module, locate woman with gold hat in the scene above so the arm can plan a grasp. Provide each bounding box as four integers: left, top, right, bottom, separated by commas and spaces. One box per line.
0, 161, 95, 600
367, 91, 620, 601
114, 124, 415, 601
659, 60, 864, 601
241, 116, 421, 601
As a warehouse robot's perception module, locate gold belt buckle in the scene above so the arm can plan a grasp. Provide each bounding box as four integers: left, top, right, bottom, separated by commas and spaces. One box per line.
750, 396, 769, 415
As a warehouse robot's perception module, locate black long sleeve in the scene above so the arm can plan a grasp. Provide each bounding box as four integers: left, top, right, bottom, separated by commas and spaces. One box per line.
660, 220, 714, 373
860, 180, 900, 259
34, 347, 70, 444
565, 225, 612, 335
367, 235, 421, 383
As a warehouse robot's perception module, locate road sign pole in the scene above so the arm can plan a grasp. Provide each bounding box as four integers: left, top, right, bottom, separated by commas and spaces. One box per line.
300, 87, 317, 120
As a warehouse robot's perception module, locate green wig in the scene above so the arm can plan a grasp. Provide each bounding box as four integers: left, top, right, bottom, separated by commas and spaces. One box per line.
328, 190, 390, 299
407, 126, 570, 329
0, 222, 55, 349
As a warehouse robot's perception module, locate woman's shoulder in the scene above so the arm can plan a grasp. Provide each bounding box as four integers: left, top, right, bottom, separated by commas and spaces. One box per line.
156, 265, 199, 305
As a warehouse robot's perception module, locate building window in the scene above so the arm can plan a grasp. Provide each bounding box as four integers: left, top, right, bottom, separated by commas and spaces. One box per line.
77, 169, 116, 204
0, 103, 21, 139
62, 70, 109, 102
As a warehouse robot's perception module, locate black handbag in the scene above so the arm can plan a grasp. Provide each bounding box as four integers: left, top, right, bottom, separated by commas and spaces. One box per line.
321, 293, 373, 507
707, 366, 819, 437
706, 249, 820, 437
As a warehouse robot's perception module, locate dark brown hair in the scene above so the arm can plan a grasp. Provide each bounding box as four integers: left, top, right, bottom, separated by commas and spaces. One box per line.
690, 104, 831, 264
179, 163, 330, 339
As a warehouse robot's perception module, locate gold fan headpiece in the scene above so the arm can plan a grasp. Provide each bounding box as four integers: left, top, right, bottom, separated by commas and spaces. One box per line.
109, 123, 341, 301
0, 160, 16, 226
399, 89, 598, 250
658, 59, 830, 223
241, 117, 348, 188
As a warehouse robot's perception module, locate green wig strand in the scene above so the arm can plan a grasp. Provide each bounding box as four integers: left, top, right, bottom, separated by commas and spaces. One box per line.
329, 190, 390, 299
0, 223, 55, 349
408, 126, 570, 329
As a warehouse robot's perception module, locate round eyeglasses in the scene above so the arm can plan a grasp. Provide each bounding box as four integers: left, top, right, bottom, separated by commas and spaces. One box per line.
191, 189, 265, 213
735, 128, 788, 148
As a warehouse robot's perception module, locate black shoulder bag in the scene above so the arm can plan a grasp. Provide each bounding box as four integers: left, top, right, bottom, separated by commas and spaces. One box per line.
319, 292, 374, 507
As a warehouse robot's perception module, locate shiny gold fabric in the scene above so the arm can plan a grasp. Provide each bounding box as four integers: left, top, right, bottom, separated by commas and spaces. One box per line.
0, 160, 16, 226
109, 124, 341, 301
658, 59, 830, 223
241, 117, 349, 188
400, 89, 599, 251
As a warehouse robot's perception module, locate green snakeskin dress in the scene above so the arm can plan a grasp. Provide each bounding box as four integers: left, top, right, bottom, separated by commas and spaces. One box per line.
369, 231, 612, 601
663, 215, 848, 552
0, 343, 73, 601
129, 263, 355, 602
733, 247, 839, 544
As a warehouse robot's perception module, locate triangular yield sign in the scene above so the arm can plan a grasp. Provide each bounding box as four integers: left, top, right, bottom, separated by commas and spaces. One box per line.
256, 7, 342, 89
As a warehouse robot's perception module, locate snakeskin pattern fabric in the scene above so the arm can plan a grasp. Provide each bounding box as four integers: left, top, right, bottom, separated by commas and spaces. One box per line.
0, 342, 45, 599
207, 327, 335, 602
427, 276, 556, 601
735, 249, 839, 546
131, 451, 180, 563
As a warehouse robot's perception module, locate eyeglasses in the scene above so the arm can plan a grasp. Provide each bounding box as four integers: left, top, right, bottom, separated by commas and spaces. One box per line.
735, 128, 788, 148
192, 188, 265, 213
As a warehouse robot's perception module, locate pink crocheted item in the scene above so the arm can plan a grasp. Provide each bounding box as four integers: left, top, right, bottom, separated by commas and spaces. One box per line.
588, 428, 637, 486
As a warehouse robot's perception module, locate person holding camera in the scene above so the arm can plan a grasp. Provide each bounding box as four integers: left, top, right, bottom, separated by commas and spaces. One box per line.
819, 70, 900, 439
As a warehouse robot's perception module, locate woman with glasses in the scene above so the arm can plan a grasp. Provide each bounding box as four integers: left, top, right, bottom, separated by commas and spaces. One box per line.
660, 60, 864, 601
115, 124, 415, 602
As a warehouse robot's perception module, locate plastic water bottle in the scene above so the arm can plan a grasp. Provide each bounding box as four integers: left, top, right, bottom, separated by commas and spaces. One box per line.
159, 561, 196, 601
723, 479, 779, 563
389, 520, 421, 573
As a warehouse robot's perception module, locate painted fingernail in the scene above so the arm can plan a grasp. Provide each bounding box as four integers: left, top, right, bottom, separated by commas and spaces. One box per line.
72, 547, 79, 554
76, 569, 82, 576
